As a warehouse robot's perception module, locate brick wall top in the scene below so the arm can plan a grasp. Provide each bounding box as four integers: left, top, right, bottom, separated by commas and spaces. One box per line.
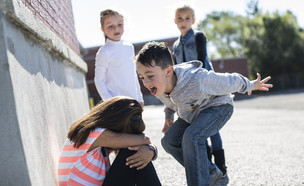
19, 0, 80, 55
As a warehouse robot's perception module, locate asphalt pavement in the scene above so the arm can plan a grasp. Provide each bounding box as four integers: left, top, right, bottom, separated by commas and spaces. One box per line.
142, 89, 304, 186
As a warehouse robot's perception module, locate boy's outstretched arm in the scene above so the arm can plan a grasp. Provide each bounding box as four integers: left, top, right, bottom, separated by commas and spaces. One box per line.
248, 73, 273, 95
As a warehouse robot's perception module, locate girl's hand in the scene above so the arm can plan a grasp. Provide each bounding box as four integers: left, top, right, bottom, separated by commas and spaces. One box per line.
126, 145, 153, 170
248, 73, 273, 95
162, 119, 173, 133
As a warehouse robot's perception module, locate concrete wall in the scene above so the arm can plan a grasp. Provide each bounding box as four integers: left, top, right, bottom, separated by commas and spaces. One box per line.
0, 0, 89, 185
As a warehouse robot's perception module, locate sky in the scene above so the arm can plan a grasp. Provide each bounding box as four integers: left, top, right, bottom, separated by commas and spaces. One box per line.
71, 0, 303, 49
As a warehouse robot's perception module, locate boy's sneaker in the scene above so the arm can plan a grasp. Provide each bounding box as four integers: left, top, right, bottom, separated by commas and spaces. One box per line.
214, 174, 229, 186
209, 165, 223, 186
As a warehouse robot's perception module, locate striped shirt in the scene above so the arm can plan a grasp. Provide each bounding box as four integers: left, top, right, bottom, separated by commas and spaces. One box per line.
58, 128, 111, 186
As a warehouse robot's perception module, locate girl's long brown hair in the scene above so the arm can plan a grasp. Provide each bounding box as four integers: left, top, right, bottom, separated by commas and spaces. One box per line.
67, 96, 145, 148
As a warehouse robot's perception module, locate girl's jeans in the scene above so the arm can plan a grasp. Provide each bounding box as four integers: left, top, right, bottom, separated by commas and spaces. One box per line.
102, 149, 161, 186
208, 132, 222, 151
161, 104, 233, 186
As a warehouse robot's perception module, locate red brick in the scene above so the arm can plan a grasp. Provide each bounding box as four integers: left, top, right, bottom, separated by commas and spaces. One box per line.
21, 0, 80, 55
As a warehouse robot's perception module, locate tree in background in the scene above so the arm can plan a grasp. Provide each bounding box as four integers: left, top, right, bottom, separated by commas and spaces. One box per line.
198, 11, 247, 59
244, 11, 304, 89
198, 0, 304, 90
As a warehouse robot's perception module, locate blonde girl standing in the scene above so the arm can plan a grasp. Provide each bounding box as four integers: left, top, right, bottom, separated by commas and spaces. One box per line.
94, 9, 144, 107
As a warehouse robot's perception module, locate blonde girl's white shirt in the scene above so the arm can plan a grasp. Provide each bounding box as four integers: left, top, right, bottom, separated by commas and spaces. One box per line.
94, 39, 143, 102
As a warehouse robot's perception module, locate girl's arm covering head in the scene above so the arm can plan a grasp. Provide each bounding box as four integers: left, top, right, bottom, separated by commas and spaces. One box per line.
67, 96, 146, 148
92, 130, 151, 150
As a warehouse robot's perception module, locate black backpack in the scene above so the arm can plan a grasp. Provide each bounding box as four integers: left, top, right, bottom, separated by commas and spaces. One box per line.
195, 32, 207, 68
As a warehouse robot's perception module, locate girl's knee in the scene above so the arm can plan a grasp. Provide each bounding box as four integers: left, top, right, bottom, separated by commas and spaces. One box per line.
116, 148, 136, 159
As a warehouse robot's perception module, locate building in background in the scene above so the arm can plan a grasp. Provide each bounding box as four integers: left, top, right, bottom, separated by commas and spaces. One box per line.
0, 0, 88, 185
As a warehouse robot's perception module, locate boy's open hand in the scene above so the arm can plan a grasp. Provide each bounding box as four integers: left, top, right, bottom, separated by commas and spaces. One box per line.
248, 73, 273, 95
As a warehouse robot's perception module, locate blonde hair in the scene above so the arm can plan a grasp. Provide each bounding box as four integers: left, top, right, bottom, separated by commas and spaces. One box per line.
99, 9, 124, 40
175, 5, 195, 18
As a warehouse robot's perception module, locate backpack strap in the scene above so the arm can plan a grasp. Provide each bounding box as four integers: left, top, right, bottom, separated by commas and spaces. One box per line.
195, 32, 207, 68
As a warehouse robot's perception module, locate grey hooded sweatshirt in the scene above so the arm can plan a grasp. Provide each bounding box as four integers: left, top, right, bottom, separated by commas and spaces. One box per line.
159, 60, 255, 123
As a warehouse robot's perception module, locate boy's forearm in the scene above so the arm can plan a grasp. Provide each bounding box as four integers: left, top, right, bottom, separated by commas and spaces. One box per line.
204, 71, 255, 95
164, 107, 175, 120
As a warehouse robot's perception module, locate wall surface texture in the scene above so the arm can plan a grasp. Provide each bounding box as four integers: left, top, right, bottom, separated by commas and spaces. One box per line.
0, 0, 89, 185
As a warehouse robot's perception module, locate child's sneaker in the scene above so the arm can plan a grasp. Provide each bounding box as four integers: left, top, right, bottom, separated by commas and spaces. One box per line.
209, 165, 223, 186
214, 174, 229, 186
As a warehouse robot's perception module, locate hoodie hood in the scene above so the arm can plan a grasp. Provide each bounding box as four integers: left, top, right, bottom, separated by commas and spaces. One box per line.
171, 60, 203, 96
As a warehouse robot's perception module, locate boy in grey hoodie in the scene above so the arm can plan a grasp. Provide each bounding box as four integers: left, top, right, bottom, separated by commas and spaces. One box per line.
135, 42, 273, 186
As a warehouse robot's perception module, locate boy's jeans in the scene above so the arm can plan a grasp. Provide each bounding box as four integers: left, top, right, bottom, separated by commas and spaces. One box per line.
161, 104, 233, 186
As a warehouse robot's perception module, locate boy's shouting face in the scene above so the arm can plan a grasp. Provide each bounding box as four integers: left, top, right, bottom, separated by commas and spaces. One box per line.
137, 60, 175, 97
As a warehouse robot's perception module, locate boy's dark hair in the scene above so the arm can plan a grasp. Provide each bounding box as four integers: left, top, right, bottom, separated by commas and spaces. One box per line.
135, 42, 174, 69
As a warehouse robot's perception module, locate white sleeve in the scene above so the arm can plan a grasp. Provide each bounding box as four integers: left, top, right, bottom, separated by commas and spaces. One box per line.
135, 74, 144, 103
130, 45, 144, 103
94, 50, 113, 100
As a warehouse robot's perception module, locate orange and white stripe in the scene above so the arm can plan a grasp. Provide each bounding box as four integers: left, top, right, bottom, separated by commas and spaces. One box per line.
58, 128, 110, 186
